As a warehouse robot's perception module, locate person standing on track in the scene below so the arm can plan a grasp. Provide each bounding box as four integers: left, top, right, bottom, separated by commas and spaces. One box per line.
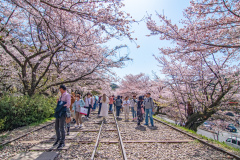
98, 96, 102, 117
72, 94, 85, 128
100, 94, 109, 123
112, 95, 116, 111
92, 95, 98, 111
70, 92, 76, 123
123, 96, 130, 121
115, 95, 123, 119
137, 96, 144, 126
109, 95, 114, 113
54, 84, 71, 149
130, 95, 137, 121
65, 92, 75, 136
84, 93, 93, 119
120, 96, 123, 112
144, 93, 154, 127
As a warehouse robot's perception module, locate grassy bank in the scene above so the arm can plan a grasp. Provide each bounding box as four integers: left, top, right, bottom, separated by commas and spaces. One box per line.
153, 115, 240, 154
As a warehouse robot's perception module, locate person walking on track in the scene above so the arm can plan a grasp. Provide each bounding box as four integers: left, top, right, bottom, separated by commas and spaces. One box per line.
144, 93, 154, 127
98, 96, 102, 116
123, 96, 130, 121
137, 96, 144, 126
72, 94, 85, 128
130, 95, 137, 121
65, 92, 75, 135
54, 84, 71, 149
109, 95, 114, 113
100, 94, 109, 123
70, 92, 76, 123
115, 95, 122, 119
84, 93, 94, 119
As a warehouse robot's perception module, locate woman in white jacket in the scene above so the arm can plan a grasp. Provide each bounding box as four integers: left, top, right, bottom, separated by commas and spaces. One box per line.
100, 94, 109, 123
123, 96, 130, 121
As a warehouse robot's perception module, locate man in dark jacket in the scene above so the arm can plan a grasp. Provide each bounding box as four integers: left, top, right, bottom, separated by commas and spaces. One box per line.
53, 85, 71, 149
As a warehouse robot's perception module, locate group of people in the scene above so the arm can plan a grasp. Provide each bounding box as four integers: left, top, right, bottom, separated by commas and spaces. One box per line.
115, 94, 155, 126
54, 84, 155, 149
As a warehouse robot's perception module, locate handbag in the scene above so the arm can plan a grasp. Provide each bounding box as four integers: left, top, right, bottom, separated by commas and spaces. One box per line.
80, 107, 88, 115
141, 107, 145, 114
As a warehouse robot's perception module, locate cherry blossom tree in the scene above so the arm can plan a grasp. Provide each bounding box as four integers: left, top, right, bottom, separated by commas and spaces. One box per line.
147, 0, 240, 130
0, 0, 133, 96
117, 73, 165, 99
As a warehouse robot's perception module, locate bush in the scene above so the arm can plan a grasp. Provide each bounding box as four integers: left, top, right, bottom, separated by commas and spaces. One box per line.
0, 94, 56, 131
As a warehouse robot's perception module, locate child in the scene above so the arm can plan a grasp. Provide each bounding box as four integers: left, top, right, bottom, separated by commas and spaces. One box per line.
72, 94, 85, 128
137, 96, 144, 126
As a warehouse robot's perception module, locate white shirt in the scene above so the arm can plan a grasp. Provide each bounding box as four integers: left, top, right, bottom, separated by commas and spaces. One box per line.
85, 97, 93, 106
122, 100, 130, 107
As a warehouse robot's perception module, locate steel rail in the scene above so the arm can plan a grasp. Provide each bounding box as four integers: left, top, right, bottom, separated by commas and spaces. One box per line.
90, 120, 104, 160
0, 120, 55, 147
113, 112, 127, 160
153, 117, 240, 160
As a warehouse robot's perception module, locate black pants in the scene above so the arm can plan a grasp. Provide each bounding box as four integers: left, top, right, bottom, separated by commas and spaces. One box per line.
116, 106, 121, 117
55, 116, 65, 144
86, 106, 92, 117
98, 103, 102, 115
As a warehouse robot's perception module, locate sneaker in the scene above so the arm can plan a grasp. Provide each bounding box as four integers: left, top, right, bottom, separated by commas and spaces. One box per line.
57, 143, 65, 149
79, 124, 83, 128
74, 124, 78, 128
53, 140, 59, 146
144, 123, 148, 126
67, 132, 70, 136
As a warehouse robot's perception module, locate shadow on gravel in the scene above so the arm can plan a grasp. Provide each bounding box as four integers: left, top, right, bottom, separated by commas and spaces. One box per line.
147, 126, 158, 130
135, 125, 147, 131
117, 118, 123, 121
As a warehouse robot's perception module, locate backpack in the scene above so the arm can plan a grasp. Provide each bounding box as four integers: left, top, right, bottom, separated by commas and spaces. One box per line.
116, 99, 122, 106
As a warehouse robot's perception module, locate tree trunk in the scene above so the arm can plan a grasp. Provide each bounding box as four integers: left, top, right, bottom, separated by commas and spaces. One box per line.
185, 109, 216, 131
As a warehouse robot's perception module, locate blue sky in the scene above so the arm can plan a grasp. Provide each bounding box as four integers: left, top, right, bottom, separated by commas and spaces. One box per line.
107, 0, 191, 80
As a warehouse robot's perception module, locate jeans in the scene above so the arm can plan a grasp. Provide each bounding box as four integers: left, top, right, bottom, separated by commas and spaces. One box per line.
145, 108, 154, 126
116, 106, 121, 117
98, 103, 102, 115
86, 106, 91, 117
93, 103, 97, 110
109, 104, 113, 111
55, 116, 65, 144
131, 107, 136, 118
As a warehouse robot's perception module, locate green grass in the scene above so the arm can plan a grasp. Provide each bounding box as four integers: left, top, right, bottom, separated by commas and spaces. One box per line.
29, 117, 55, 127
0, 134, 8, 139
153, 115, 240, 154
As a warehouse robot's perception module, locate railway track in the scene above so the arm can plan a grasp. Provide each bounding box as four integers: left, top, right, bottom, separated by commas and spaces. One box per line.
115, 112, 240, 160
1, 110, 240, 160
153, 117, 240, 160
90, 111, 126, 160
0, 120, 55, 147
